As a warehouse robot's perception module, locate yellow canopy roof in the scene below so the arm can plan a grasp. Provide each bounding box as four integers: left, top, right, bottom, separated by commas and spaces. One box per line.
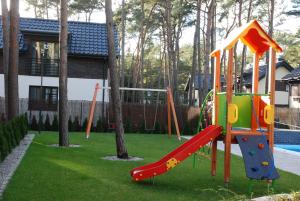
211, 20, 282, 57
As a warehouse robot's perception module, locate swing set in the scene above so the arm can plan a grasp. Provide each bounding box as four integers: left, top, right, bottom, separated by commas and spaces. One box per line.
85, 84, 181, 140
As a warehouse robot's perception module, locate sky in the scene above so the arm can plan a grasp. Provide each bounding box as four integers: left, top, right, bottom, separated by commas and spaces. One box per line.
1, 0, 300, 46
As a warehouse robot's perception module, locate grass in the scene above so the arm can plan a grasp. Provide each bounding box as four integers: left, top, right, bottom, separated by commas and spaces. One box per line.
2, 132, 300, 201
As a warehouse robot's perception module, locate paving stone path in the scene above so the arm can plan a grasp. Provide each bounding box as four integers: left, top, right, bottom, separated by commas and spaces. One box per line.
0, 134, 35, 198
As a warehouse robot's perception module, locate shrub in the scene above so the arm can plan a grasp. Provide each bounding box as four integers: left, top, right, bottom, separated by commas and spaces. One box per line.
68, 116, 75, 132
0, 115, 27, 161
38, 114, 44, 131
95, 117, 106, 132
11, 119, 21, 145
0, 125, 9, 161
51, 115, 59, 131
73, 116, 81, 132
44, 114, 52, 131
82, 118, 88, 132
124, 118, 133, 133
31, 115, 38, 130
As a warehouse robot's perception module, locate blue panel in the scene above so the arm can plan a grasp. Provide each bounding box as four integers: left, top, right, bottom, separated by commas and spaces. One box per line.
236, 135, 279, 180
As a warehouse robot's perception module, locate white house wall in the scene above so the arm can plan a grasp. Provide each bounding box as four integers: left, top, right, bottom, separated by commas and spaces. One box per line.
275, 91, 289, 105
289, 97, 300, 108
257, 67, 290, 105
0, 74, 109, 102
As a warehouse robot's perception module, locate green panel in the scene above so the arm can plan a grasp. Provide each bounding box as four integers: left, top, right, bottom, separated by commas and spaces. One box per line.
217, 94, 227, 130
216, 94, 252, 132
232, 95, 252, 128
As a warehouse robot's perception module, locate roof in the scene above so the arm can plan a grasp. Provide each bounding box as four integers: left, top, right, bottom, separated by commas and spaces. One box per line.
243, 59, 294, 85
211, 20, 282, 57
282, 65, 300, 81
185, 74, 226, 91
0, 17, 119, 57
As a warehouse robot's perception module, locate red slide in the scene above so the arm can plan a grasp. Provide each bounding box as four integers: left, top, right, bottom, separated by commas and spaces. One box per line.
131, 125, 222, 181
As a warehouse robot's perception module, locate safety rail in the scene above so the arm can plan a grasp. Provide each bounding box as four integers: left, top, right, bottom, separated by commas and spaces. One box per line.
21, 58, 59, 77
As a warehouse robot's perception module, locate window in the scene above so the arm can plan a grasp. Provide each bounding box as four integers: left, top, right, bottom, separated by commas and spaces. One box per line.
291, 84, 300, 96
275, 80, 287, 92
30, 41, 59, 76
28, 86, 58, 111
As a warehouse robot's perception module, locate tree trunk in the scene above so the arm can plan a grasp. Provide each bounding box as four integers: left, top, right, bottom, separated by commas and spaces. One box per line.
165, 0, 174, 87
203, 0, 213, 95
139, 0, 145, 102
210, 2, 216, 93
189, 0, 201, 106
239, 0, 253, 92
197, 0, 202, 104
265, 0, 275, 93
1, 0, 10, 120
120, 0, 126, 101
173, 0, 183, 104
234, 0, 242, 92
59, 0, 69, 147
7, 0, 20, 120
105, 0, 128, 159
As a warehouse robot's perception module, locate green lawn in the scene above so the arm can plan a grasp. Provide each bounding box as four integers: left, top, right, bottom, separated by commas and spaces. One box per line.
2, 132, 300, 201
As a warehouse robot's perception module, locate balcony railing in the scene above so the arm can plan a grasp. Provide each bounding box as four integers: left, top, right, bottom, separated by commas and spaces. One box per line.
22, 58, 59, 77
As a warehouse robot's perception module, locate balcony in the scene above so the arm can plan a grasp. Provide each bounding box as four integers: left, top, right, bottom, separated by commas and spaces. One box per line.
21, 58, 59, 77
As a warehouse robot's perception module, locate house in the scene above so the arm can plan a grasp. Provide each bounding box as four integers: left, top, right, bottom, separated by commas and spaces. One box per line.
185, 74, 226, 106
242, 58, 294, 106
282, 65, 300, 108
0, 17, 119, 112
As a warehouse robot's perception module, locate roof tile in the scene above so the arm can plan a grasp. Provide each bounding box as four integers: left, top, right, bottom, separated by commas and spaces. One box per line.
0, 17, 119, 57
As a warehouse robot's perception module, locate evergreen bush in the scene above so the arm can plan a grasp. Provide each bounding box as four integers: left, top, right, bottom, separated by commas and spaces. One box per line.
44, 114, 52, 131
73, 116, 81, 132
124, 118, 133, 133
31, 115, 38, 130
38, 114, 44, 131
51, 115, 59, 131
0, 115, 28, 162
96, 117, 105, 132
0, 125, 9, 161
82, 118, 88, 132
68, 116, 75, 132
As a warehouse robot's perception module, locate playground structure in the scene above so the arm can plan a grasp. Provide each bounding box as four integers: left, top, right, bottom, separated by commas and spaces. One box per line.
131, 20, 281, 185
85, 84, 181, 140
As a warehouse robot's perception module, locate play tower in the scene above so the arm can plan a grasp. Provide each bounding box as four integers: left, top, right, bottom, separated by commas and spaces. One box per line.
210, 19, 282, 183
131, 20, 281, 185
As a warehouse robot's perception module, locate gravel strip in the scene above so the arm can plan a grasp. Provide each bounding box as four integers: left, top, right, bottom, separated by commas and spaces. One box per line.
0, 134, 35, 198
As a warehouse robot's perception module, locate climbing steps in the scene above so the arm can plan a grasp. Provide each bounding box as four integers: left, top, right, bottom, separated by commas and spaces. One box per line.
236, 135, 279, 180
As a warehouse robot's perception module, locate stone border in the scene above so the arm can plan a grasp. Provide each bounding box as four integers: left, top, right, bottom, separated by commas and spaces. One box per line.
102, 156, 144, 161
0, 134, 35, 198
252, 193, 292, 201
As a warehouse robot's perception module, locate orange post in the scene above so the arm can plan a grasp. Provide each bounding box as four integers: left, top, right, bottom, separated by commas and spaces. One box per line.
167, 87, 181, 141
224, 48, 234, 183
268, 48, 276, 151
251, 53, 260, 132
211, 50, 221, 175
211, 139, 218, 176
86, 83, 100, 139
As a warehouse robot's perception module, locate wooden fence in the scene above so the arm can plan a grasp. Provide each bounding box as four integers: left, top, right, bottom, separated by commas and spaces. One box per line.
0, 97, 201, 134
2, 96, 297, 132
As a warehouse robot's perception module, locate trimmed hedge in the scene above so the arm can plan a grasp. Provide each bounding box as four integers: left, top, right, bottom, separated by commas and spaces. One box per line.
0, 114, 28, 162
